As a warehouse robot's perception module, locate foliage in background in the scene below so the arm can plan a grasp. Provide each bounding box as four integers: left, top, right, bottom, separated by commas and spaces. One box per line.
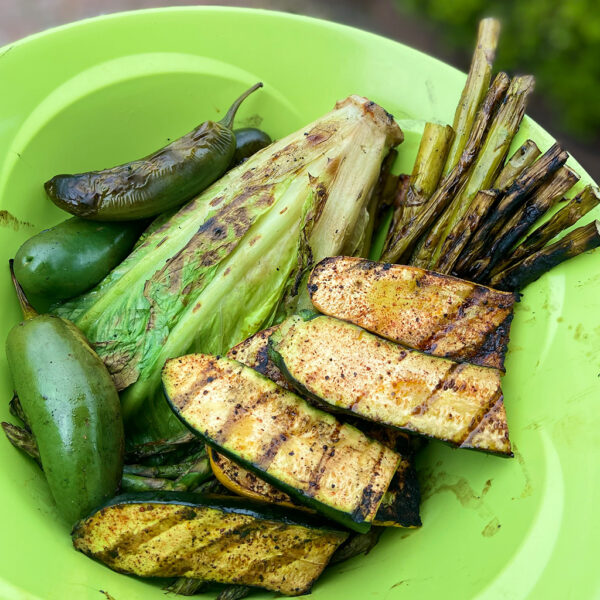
396, 0, 600, 140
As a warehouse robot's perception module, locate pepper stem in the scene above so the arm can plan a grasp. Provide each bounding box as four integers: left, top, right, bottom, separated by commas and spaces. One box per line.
219, 82, 263, 129
9, 259, 38, 320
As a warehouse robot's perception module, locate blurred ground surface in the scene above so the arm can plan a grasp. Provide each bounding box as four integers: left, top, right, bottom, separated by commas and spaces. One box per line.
0, 0, 597, 179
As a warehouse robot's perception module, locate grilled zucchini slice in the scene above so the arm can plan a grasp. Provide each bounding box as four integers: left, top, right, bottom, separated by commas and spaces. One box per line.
269, 315, 512, 456
72, 492, 348, 596
227, 325, 290, 389
209, 446, 421, 528
222, 329, 421, 528
308, 257, 517, 370
163, 354, 400, 532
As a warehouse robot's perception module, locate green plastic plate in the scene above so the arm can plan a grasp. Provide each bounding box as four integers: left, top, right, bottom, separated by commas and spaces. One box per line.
0, 7, 598, 600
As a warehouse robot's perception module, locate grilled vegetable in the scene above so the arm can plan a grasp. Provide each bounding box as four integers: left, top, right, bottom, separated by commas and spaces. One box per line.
124, 432, 198, 463
55, 95, 402, 445
396, 122, 455, 229
456, 143, 569, 276
209, 446, 301, 509
434, 189, 499, 274
440, 18, 501, 179
381, 71, 509, 264
467, 165, 580, 282
164, 578, 208, 596
163, 354, 400, 532
226, 326, 290, 389
217, 586, 252, 600
308, 257, 516, 370
210, 441, 420, 529
493, 140, 541, 191
8, 394, 28, 428
4, 262, 124, 524
232, 127, 272, 165
45, 83, 263, 220
1, 421, 40, 466
215, 328, 421, 528
423, 75, 536, 269
329, 527, 385, 565
13, 217, 145, 305
71, 492, 348, 596
123, 450, 207, 478
490, 220, 600, 291
120, 473, 189, 493
269, 315, 511, 456
493, 184, 600, 274
373, 456, 421, 527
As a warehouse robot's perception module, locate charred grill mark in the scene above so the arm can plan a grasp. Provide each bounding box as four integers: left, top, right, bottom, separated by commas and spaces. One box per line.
471, 311, 515, 370
410, 362, 465, 417
352, 445, 386, 522
458, 387, 504, 447
149, 184, 275, 294
255, 432, 289, 470
253, 400, 302, 470
304, 423, 343, 497
253, 339, 271, 374
418, 283, 511, 367
374, 458, 421, 527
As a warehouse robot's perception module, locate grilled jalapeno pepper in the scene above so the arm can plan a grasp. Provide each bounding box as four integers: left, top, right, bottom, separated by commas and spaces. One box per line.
13, 217, 145, 304
5, 262, 124, 524
232, 127, 272, 165
45, 82, 263, 221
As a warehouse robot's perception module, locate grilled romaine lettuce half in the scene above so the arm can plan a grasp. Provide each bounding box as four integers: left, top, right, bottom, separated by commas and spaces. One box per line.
162, 354, 400, 532
72, 492, 348, 596
308, 257, 517, 371
268, 315, 512, 456
221, 329, 421, 528
55, 96, 402, 445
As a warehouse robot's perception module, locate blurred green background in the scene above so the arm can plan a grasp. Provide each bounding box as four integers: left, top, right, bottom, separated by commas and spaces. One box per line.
1, 0, 597, 178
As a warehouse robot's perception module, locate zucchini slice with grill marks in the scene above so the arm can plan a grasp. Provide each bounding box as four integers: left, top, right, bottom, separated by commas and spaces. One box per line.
269, 315, 512, 456
308, 257, 517, 371
222, 329, 421, 527
72, 492, 348, 596
163, 354, 400, 532
209, 445, 421, 528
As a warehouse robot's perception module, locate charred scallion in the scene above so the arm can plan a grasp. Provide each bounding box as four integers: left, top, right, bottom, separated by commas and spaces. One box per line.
381, 72, 509, 264
456, 143, 569, 276
381, 123, 453, 258
441, 18, 501, 177
424, 75, 536, 269
435, 189, 499, 274
493, 140, 541, 191
495, 185, 600, 272
490, 220, 600, 291
467, 165, 580, 281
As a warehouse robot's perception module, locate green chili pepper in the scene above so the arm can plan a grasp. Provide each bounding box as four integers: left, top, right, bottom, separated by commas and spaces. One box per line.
232, 127, 272, 165
13, 217, 146, 304
45, 82, 263, 221
5, 261, 124, 524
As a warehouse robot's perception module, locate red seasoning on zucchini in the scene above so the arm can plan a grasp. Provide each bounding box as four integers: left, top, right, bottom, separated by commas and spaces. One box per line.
268, 314, 512, 456
72, 492, 348, 596
223, 327, 422, 528
163, 354, 400, 532
308, 256, 516, 370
